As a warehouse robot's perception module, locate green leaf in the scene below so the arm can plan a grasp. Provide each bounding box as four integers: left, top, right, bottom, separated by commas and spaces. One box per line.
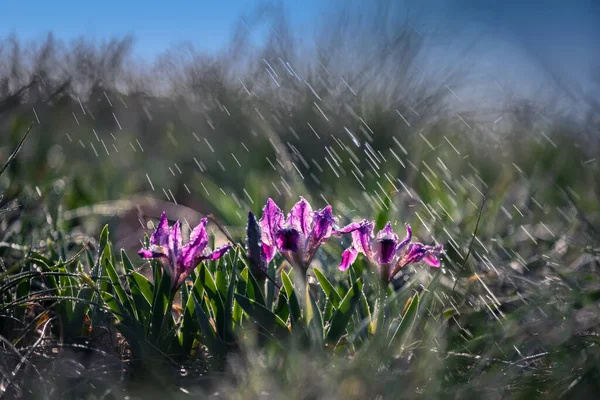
131, 272, 153, 306
274, 288, 290, 322
323, 298, 334, 322
85, 247, 95, 272
101, 292, 129, 322
0, 121, 34, 178
181, 271, 206, 346
198, 264, 223, 305
235, 294, 289, 337
99, 225, 110, 258
266, 262, 276, 310
196, 264, 229, 342
121, 249, 135, 273
122, 250, 152, 324
222, 268, 237, 342
314, 268, 342, 307
387, 292, 420, 351
281, 270, 302, 330
104, 246, 135, 318
193, 295, 217, 352
215, 269, 228, 300
148, 268, 173, 342
325, 278, 363, 345
70, 287, 94, 338
306, 287, 324, 346
241, 266, 266, 306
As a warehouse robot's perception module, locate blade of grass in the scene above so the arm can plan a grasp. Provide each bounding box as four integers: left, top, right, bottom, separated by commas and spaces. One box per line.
0, 121, 34, 178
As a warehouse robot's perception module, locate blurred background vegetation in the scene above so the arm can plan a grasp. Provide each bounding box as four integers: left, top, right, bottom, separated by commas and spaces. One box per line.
1, 1, 599, 398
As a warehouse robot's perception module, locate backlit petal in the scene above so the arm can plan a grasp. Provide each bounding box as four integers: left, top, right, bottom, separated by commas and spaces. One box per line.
423, 254, 440, 267
338, 246, 359, 271
180, 218, 210, 269
259, 198, 284, 245
202, 243, 232, 261
395, 224, 412, 253
373, 222, 399, 264
169, 221, 183, 273
376, 222, 399, 242
311, 205, 335, 242
334, 221, 363, 235
150, 211, 170, 246
287, 197, 313, 236
262, 243, 276, 263
350, 220, 374, 258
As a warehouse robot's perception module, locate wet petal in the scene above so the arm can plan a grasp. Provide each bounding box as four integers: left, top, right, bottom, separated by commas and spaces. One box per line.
402, 243, 427, 264
334, 221, 363, 235
423, 244, 444, 267
259, 198, 284, 245
376, 222, 399, 242
304, 205, 336, 263
287, 197, 313, 236
350, 220, 374, 258
423, 254, 440, 267
311, 205, 335, 242
138, 246, 169, 260
275, 228, 301, 252
399, 242, 442, 268
373, 223, 399, 264
138, 249, 154, 258
338, 247, 359, 271
202, 243, 232, 261
189, 218, 209, 248
262, 243, 276, 262
180, 218, 210, 269
150, 211, 170, 246
169, 221, 183, 270
395, 224, 412, 253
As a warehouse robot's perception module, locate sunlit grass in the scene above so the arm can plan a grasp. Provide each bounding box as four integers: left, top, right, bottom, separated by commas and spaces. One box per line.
1, 3, 599, 397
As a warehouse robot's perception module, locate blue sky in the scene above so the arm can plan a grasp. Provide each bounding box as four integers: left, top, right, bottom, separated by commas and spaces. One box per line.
0, 0, 321, 57
1, 0, 598, 103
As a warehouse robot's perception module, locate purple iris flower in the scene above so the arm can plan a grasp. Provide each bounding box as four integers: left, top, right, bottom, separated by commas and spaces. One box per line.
259, 197, 336, 272
335, 220, 443, 282
138, 212, 232, 291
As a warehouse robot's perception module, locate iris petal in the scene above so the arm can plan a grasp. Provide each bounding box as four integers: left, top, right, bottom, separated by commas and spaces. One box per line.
395, 224, 412, 253
376, 222, 399, 242
423, 254, 440, 267
287, 197, 313, 236
304, 205, 336, 264
180, 218, 210, 269
259, 198, 284, 246
202, 244, 232, 261
311, 205, 335, 242
338, 246, 359, 271
150, 211, 170, 246
350, 220, 374, 258
334, 221, 364, 235
262, 243, 276, 262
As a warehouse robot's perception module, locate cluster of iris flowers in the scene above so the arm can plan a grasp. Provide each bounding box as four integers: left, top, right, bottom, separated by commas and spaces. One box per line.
138, 197, 443, 290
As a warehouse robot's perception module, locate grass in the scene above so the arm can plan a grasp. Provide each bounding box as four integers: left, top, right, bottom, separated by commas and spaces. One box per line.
1, 4, 600, 398
1, 116, 598, 399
